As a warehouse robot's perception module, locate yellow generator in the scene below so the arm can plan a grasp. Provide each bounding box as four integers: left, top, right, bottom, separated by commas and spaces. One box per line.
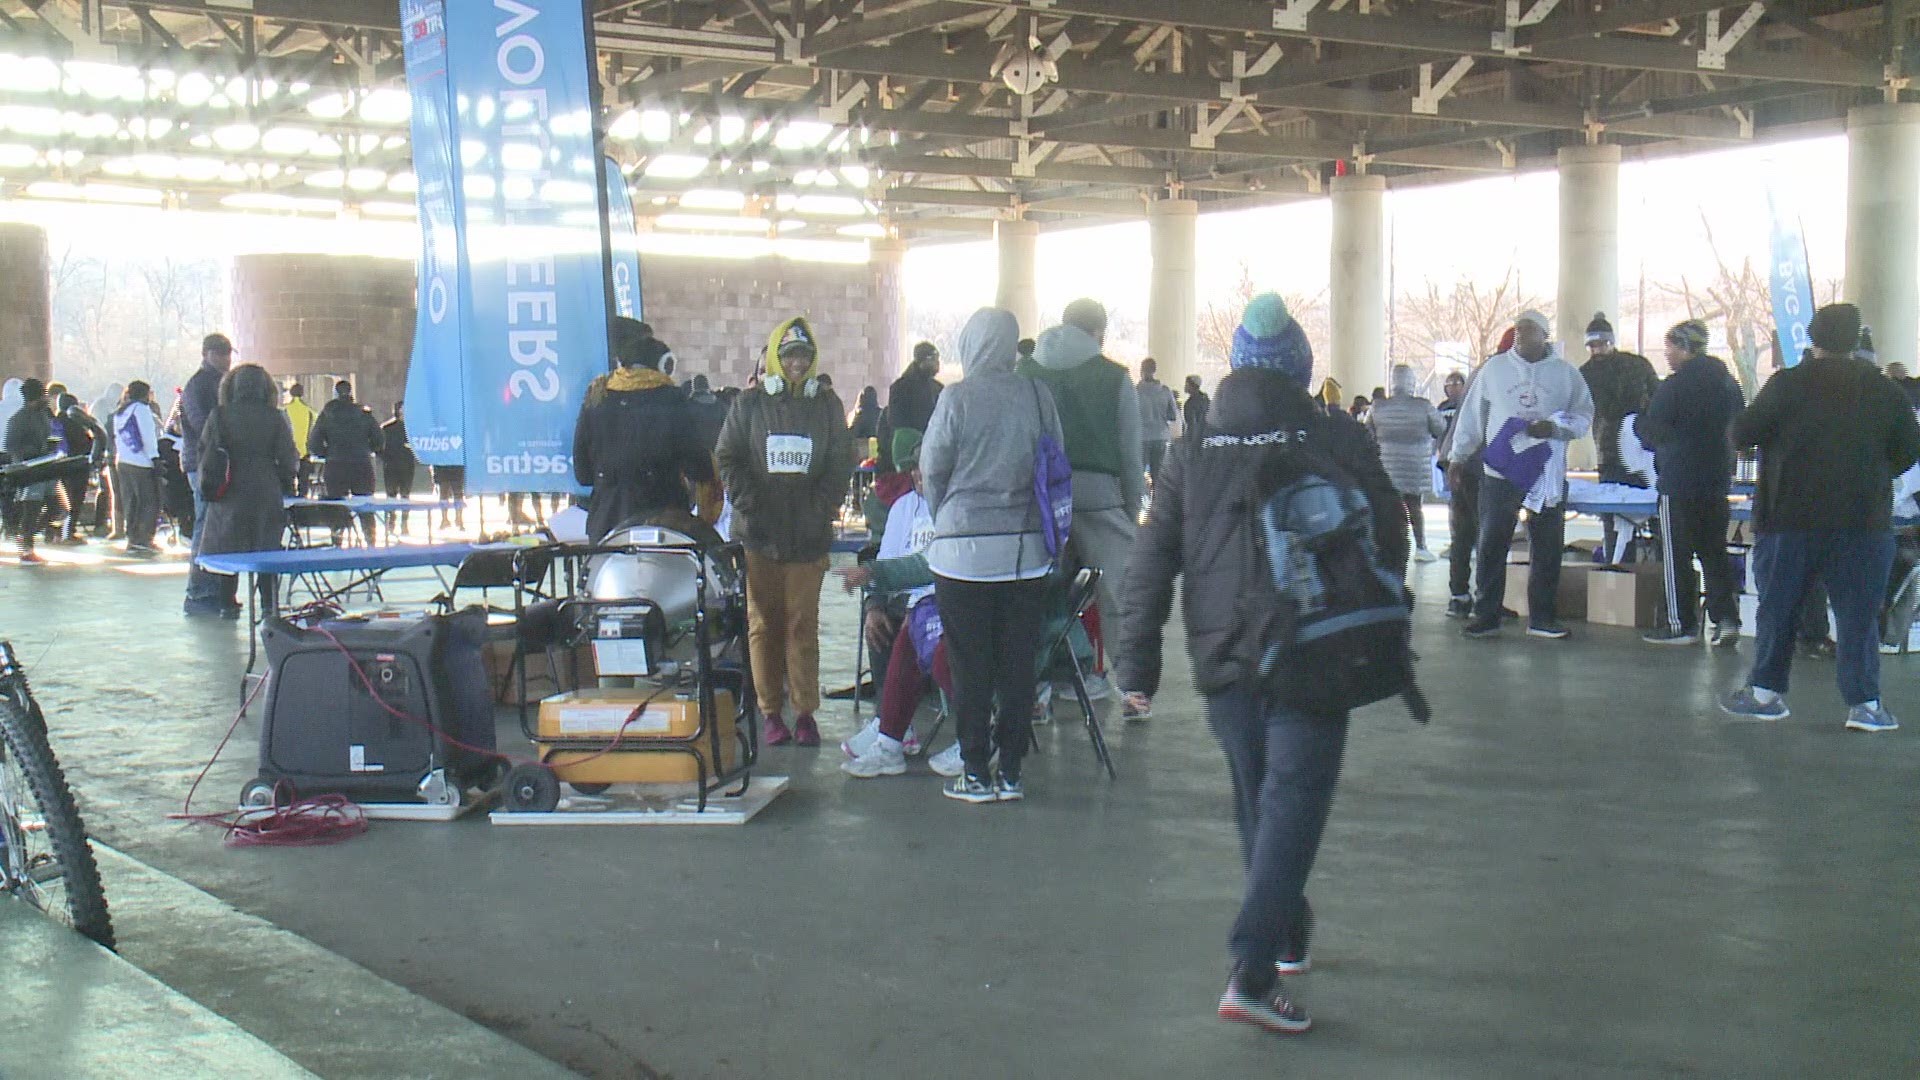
500, 527, 757, 814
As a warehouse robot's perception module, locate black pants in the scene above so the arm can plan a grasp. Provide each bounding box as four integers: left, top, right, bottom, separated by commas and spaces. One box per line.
58, 474, 88, 539
1473, 473, 1565, 624
933, 574, 1048, 781
1448, 468, 1479, 600
384, 465, 413, 532
1656, 493, 1740, 634
116, 463, 158, 548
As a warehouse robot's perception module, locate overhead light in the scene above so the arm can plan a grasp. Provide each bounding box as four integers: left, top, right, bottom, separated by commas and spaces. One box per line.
0, 144, 37, 168
837, 223, 887, 238
261, 126, 318, 155
539, 179, 595, 204
176, 72, 214, 106
358, 88, 410, 124
791, 194, 868, 217
0, 105, 62, 136
212, 123, 260, 151
387, 171, 418, 194
607, 110, 642, 141
638, 109, 672, 142
654, 213, 773, 234
220, 192, 343, 213
306, 92, 351, 119
500, 141, 543, 171
69, 113, 117, 139
174, 157, 224, 181
0, 56, 59, 94
678, 188, 746, 211
304, 169, 346, 188
644, 154, 707, 179
346, 167, 387, 191
774, 121, 832, 150
359, 201, 416, 218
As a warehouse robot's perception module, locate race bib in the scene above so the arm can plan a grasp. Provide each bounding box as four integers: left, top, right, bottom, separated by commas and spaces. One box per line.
766, 434, 814, 474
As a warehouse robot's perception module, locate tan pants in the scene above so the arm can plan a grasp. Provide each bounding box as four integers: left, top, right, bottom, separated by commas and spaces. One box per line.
745, 552, 829, 718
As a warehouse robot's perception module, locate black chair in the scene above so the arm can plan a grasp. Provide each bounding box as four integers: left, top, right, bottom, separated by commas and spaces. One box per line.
1031, 566, 1115, 780
434, 545, 560, 703
285, 502, 356, 549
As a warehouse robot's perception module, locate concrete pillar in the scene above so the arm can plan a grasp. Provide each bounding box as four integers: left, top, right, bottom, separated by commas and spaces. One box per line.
231, 253, 416, 414
994, 217, 1040, 338
1147, 198, 1199, 387
1558, 144, 1621, 470
1330, 174, 1387, 398
0, 224, 52, 386
868, 236, 908, 391
1846, 103, 1920, 371
1557, 144, 1621, 356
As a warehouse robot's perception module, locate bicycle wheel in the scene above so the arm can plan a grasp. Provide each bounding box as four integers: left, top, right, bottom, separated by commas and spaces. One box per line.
0, 698, 113, 948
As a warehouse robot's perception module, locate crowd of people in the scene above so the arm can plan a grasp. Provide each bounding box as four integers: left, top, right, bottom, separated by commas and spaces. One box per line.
10, 284, 1920, 1038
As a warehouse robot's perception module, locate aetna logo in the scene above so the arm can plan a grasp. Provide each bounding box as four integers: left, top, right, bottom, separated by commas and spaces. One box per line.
486, 452, 571, 476
413, 434, 462, 453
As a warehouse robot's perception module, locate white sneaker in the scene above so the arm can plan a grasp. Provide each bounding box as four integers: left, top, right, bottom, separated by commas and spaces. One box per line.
840, 736, 907, 777
843, 718, 921, 759
1083, 673, 1115, 701
1414, 547, 1438, 564
928, 742, 965, 777
1121, 694, 1151, 722
1031, 683, 1053, 725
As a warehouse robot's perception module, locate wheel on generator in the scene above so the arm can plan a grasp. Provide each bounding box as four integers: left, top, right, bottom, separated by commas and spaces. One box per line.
239, 778, 280, 810
503, 763, 560, 813
567, 782, 612, 796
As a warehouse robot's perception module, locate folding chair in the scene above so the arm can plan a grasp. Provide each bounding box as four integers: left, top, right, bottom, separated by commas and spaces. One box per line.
282, 503, 359, 605
1032, 567, 1116, 780
433, 545, 559, 703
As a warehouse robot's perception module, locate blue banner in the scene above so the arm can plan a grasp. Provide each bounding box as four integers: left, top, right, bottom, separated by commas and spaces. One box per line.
436, 0, 612, 493
1766, 189, 1815, 367
399, 0, 467, 467
603, 156, 643, 320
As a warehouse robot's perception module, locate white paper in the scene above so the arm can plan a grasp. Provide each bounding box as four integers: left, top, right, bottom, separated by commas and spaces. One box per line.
765, 434, 814, 475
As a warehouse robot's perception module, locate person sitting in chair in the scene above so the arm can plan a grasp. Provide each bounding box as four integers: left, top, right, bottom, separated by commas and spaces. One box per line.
572, 316, 720, 545
832, 428, 962, 780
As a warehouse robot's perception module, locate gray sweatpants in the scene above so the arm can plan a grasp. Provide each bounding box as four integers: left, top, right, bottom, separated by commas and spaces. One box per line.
1074, 505, 1137, 646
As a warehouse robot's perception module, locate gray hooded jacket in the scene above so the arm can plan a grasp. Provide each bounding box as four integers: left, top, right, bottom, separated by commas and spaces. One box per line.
920, 308, 1068, 583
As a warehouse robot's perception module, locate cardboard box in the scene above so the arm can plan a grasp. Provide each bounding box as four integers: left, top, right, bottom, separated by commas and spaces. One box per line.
1504, 559, 1592, 621
1587, 564, 1668, 628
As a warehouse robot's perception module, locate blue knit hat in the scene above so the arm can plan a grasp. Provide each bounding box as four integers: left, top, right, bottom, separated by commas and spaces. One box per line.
1230, 292, 1314, 385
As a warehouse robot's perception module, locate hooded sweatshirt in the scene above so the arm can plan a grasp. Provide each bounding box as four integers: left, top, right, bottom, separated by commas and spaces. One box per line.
920, 308, 1067, 583
1448, 344, 1595, 510
1019, 324, 1145, 516
715, 316, 853, 562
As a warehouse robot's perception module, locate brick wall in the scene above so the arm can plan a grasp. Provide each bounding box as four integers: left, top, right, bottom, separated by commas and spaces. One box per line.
0, 223, 52, 387
229, 250, 905, 416
636, 253, 905, 397
230, 253, 416, 415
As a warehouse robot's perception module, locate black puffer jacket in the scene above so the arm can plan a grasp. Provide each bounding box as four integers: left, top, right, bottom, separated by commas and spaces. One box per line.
572, 369, 717, 542
308, 398, 384, 493
1116, 369, 1408, 698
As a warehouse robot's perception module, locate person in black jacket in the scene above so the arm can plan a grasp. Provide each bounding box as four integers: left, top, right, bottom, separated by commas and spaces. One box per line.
1116, 293, 1407, 1036
1721, 304, 1920, 731
878, 341, 942, 471
572, 317, 718, 543
1181, 374, 1209, 439
1637, 320, 1747, 647
307, 379, 384, 541
378, 401, 416, 534
3, 379, 55, 565
53, 393, 105, 545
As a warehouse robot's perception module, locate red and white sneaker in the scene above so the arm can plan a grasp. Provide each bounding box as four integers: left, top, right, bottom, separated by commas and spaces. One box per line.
1218, 981, 1311, 1035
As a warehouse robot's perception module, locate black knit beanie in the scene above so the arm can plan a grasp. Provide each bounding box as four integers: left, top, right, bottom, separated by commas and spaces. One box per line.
1808, 303, 1862, 354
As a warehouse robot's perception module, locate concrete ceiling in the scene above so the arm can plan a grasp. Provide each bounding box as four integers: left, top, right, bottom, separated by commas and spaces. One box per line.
0, 0, 1911, 240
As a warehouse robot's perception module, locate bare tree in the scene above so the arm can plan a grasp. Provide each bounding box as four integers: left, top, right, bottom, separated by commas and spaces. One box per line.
1654, 214, 1775, 396
1392, 270, 1547, 391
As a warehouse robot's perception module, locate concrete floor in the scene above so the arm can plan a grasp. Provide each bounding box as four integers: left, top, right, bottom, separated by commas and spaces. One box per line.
3, 519, 1917, 1079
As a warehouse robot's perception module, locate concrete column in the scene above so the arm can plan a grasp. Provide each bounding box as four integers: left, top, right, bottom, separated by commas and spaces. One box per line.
868, 236, 908, 390
1846, 103, 1920, 371
1557, 144, 1621, 355
0, 224, 52, 386
994, 217, 1040, 338
231, 253, 416, 414
1330, 174, 1387, 397
1147, 198, 1199, 387
1558, 144, 1621, 470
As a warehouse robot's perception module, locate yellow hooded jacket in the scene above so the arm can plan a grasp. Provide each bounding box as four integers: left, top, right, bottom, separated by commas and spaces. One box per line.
715, 316, 853, 561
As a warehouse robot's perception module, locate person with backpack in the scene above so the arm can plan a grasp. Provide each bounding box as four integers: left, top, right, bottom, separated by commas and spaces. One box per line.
1447, 310, 1595, 639
1115, 292, 1412, 1035
919, 306, 1067, 804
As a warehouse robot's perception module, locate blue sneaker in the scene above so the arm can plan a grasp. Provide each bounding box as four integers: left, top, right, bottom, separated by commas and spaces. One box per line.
1845, 704, 1899, 733
942, 773, 997, 804
1720, 687, 1790, 720
994, 770, 1024, 802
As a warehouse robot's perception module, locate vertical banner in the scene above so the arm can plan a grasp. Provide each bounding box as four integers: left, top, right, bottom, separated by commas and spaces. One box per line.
438, 0, 611, 493
603, 156, 644, 320
399, 0, 467, 467
1766, 189, 1815, 368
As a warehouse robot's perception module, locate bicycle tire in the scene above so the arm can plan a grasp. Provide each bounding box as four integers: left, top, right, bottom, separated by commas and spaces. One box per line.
0, 698, 114, 949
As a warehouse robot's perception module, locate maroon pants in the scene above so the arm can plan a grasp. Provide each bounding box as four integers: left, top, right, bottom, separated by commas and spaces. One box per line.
878, 617, 952, 741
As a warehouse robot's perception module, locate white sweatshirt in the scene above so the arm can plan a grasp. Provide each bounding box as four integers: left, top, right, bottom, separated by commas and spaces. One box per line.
1448, 347, 1595, 510
112, 403, 159, 469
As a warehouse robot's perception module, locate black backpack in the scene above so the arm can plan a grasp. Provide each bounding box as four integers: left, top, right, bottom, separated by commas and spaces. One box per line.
1235, 435, 1430, 723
